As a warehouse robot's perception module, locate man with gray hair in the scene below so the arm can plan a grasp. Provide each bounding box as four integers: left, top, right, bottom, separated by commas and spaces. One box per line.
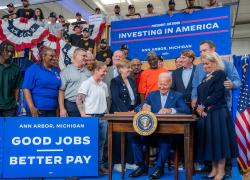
104, 50, 125, 110
58, 48, 89, 118
130, 72, 190, 179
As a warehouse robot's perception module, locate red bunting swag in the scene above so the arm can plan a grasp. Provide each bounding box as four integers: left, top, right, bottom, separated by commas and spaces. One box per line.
0, 18, 49, 51
0, 17, 105, 70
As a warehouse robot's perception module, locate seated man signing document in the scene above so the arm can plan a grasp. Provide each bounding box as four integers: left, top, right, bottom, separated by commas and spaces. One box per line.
130, 72, 190, 179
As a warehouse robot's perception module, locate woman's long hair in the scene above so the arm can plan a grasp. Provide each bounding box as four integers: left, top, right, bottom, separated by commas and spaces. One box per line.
33, 8, 45, 20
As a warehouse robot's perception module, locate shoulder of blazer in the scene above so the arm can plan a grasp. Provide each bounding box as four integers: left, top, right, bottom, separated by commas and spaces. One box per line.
128, 77, 135, 85
172, 67, 183, 76
112, 75, 123, 85
212, 70, 226, 80
148, 90, 160, 98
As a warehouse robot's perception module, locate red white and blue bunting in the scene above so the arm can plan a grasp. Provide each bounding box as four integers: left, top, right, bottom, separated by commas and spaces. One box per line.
0, 17, 105, 70
0, 18, 49, 51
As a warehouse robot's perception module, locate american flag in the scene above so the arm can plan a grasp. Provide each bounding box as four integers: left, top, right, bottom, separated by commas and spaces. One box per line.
235, 57, 250, 173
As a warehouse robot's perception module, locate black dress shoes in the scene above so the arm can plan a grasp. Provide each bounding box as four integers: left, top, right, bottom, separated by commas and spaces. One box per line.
129, 166, 148, 178
149, 167, 163, 179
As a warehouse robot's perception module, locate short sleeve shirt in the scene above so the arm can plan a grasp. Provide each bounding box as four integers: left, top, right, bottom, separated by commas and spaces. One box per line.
0, 63, 22, 110
96, 48, 113, 66
16, 8, 35, 19
78, 38, 95, 50
78, 77, 108, 114
45, 23, 63, 36
68, 34, 84, 47
138, 68, 167, 98
22, 64, 61, 110
60, 64, 89, 102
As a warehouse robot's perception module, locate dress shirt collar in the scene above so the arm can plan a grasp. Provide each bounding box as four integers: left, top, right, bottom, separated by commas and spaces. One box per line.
183, 65, 193, 70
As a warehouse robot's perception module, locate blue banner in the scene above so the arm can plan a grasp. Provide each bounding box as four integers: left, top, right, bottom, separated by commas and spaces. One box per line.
2, 117, 98, 178
111, 6, 231, 61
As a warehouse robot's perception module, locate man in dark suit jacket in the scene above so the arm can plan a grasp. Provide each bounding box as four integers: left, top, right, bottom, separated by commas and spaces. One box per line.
172, 50, 196, 107
129, 72, 190, 179
104, 50, 125, 110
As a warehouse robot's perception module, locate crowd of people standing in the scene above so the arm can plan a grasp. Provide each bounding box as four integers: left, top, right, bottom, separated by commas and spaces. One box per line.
0, 38, 241, 180
0, 0, 241, 180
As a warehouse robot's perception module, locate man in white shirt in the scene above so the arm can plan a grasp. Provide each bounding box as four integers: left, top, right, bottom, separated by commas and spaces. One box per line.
45, 12, 63, 38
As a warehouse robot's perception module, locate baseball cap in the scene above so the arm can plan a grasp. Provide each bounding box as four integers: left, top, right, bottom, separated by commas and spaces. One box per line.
147, 51, 157, 58
169, 0, 175, 5
101, 39, 107, 44
157, 55, 164, 61
83, 28, 89, 32
49, 12, 57, 18
121, 44, 128, 50
147, 3, 153, 8
76, 12, 82, 16
128, 5, 135, 9
7, 3, 14, 8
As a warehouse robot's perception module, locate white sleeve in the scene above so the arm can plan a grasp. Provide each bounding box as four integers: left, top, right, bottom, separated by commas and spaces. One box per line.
170, 108, 177, 114
104, 84, 109, 98
78, 80, 89, 95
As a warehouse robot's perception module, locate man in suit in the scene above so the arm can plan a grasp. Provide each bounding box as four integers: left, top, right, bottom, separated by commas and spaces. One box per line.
172, 50, 196, 107
171, 50, 196, 171
129, 72, 190, 179
104, 50, 125, 110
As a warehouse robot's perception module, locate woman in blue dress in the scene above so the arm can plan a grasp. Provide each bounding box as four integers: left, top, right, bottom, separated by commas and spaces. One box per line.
195, 52, 238, 180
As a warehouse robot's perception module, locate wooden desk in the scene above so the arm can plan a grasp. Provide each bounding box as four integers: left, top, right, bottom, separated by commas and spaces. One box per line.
105, 114, 197, 180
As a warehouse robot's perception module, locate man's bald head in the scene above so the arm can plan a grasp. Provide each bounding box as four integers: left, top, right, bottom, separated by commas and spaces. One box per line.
112, 50, 125, 66
131, 58, 142, 74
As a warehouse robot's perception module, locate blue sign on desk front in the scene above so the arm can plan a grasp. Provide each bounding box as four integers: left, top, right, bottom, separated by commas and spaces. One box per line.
2, 117, 98, 178
111, 6, 231, 60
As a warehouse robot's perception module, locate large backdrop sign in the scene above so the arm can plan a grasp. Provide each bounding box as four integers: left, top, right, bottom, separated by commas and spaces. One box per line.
111, 6, 231, 61
0, 117, 98, 178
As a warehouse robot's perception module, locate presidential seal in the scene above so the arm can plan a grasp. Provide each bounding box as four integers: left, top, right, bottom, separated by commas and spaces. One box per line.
133, 111, 157, 136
